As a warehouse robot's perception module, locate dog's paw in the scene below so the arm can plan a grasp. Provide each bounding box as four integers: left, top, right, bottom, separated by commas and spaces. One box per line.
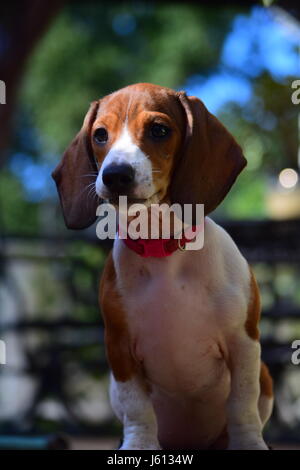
228, 438, 269, 450
119, 439, 161, 451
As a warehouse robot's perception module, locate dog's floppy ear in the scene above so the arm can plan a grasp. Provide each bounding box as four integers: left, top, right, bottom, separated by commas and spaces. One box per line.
52, 100, 100, 229
170, 92, 247, 217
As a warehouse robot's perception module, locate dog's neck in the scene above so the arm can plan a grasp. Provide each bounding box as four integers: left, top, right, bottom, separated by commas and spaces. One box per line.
117, 206, 200, 258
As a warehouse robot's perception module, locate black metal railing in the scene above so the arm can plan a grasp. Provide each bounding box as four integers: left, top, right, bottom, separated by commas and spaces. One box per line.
0, 219, 300, 443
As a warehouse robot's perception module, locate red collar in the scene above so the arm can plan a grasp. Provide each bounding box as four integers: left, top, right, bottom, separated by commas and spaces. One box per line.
119, 226, 201, 258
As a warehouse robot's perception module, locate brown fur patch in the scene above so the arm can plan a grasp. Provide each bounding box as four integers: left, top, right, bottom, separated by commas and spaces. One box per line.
99, 252, 137, 382
245, 268, 261, 340
91, 83, 186, 204
260, 361, 273, 398
170, 93, 247, 216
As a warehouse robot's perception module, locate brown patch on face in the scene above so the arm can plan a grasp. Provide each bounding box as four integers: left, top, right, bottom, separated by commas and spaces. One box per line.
260, 361, 273, 397
127, 89, 185, 202
90, 99, 127, 169
91, 83, 186, 202
245, 267, 260, 340
99, 251, 138, 382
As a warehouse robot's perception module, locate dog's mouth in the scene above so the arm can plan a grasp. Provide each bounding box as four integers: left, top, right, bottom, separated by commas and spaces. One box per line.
101, 192, 160, 207
109, 196, 147, 204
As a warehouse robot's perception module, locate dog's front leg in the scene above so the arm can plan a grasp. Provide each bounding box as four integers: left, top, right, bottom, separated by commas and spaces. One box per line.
110, 373, 161, 450
100, 253, 160, 450
227, 333, 268, 450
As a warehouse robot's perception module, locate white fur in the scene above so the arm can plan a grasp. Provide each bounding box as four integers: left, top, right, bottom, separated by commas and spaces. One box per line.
95, 125, 156, 200
259, 394, 274, 427
109, 217, 271, 450
109, 374, 161, 450
226, 336, 267, 450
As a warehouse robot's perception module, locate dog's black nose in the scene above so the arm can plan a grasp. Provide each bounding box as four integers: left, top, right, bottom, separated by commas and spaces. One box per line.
102, 163, 135, 194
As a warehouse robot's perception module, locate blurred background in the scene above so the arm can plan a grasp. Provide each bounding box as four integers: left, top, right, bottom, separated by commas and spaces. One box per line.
0, 0, 300, 450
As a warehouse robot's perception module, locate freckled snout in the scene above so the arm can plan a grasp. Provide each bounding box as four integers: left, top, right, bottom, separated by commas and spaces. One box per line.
102, 163, 135, 195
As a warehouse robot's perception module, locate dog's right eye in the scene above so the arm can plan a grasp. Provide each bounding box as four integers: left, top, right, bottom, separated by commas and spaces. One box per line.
150, 123, 170, 139
93, 128, 108, 144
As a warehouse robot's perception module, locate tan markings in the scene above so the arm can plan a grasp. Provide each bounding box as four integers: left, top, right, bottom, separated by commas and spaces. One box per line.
170, 93, 247, 216
91, 83, 186, 203
260, 361, 273, 398
245, 268, 261, 340
99, 252, 137, 382
52, 100, 100, 229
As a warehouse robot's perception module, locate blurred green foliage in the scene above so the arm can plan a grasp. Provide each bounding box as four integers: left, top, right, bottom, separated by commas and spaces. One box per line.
0, 169, 39, 233
21, 2, 237, 152
217, 75, 298, 218
1, 1, 298, 231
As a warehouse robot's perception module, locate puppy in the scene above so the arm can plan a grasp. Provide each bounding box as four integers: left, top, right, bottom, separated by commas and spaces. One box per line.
53, 83, 273, 450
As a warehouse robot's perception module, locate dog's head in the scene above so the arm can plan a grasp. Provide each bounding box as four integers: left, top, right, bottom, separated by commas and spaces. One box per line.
52, 83, 246, 229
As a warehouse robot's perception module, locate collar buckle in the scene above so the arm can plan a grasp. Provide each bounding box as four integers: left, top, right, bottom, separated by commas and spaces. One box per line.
177, 238, 187, 252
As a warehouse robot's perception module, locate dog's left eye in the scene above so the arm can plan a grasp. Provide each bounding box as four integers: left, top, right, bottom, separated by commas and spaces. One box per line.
150, 124, 170, 139
93, 127, 108, 144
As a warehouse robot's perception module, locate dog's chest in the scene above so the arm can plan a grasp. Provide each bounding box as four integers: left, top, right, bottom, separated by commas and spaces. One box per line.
113, 239, 229, 395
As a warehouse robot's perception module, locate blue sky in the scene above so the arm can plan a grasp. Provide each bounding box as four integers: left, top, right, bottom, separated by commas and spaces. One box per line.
185, 6, 299, 113
10, 6, 300, 202
10, 153, 55, 201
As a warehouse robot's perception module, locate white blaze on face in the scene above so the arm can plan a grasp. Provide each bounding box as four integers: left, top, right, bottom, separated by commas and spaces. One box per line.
95, 125, 156, 200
